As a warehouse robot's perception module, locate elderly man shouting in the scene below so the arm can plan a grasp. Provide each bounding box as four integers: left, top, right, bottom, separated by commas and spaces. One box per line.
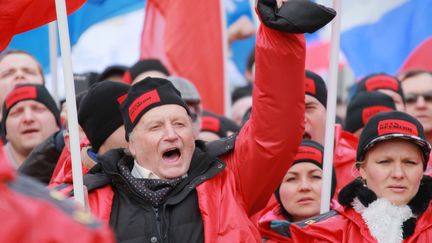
83, 1, 335, 242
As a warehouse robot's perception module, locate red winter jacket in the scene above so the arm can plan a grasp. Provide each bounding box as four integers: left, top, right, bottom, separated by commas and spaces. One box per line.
333, 124, 359, 196
86, 23, 306, 242
49, 139, 91, 190
258, 204, 294, 243
289, 203, 432, 243
258, 200, 340, 242
0, 140, 115, 243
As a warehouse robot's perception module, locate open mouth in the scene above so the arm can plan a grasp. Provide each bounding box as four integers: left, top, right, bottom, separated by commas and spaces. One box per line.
22, 128, 39, 134
162, 148, 181, 163
303, 132, 312, 140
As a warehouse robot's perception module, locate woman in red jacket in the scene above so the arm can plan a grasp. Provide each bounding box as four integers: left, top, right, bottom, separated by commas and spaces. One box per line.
259, 140, 337, 242
290, 111, 432, 243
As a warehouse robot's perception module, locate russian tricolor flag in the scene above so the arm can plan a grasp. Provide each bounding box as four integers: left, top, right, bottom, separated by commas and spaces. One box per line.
308, 0, 432, 78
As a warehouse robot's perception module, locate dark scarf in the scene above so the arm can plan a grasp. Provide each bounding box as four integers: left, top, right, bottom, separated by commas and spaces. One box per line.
113, 141, 217, 207
338, 176, 432, 239
117, 160, 186, 207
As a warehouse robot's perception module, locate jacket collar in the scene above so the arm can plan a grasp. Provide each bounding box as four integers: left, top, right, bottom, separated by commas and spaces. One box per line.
338, 176, 432, 239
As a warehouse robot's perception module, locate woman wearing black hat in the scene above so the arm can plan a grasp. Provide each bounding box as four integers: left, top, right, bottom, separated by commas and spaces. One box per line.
289, 111, 432, 243
258, 140, 337, 242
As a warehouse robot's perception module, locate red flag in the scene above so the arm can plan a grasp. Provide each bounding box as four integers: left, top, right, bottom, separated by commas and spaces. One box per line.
0, 0, 86, 51
399, 37, 432, 73
141, 0, 226, 115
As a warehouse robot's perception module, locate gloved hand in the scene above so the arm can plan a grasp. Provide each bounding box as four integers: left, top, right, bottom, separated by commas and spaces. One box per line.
257, 0, 336, 33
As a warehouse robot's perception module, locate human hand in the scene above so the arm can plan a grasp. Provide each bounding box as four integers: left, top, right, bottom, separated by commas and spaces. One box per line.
276, 0, 289, 9
227, 16, 255, 44
255, 0, 288, 8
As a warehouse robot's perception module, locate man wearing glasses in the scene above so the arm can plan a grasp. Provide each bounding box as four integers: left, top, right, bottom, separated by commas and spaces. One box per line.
401, 70, 432, 170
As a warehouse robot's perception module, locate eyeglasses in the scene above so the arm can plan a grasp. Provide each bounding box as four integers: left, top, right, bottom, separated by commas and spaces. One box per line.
405, 91, 432, 104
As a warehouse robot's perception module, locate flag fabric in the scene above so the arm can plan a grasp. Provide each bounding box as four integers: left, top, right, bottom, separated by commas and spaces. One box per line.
340, 0, 432, 77
399, 37, 432, 73
141, 0, 226, 115
225, 0, 255, 75
308, 0, 432, 78
4, 0, 144, 72
0, 0, 86, 51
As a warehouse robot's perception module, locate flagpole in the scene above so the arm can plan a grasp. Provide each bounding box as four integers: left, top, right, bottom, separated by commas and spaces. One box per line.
320, 0, 341, 213
48, 22, 59, 104
249, 0, 259, 29
220, 0, 231, 117
54, 0, 85, 207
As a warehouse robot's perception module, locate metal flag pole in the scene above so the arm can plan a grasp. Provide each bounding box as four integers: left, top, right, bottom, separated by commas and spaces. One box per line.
54, 0, 85, 207
320, 0, 342, 213
48, 22, 59, 104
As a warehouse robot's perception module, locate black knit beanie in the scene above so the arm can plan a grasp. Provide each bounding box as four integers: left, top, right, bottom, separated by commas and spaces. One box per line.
123, 59, 170, 84
2, 84, 60, 135
274, 140, 337, 219
345, 91, 396, 133
305, 70, 327, 107
78, 81, 130, 152
201, 111, 239, 138
356, 73, 405, 103
120, 77, 191, 141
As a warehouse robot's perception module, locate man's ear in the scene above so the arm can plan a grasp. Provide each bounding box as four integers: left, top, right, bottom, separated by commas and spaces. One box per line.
128, 133, 136, 156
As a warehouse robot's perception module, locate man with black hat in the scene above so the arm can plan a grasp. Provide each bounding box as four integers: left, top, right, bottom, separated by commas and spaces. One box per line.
81, 0, 335, 241
78, 81, 130, 156
355, 73, 406, 111
48, 81, 131, 188
0, 50, 45, 117
303, 70, 359, 194
401, 70, 432, 170
1, 84, 60, 168
304, 70, 328, 144
345, 91, 397, 137
123, 58, 170, 84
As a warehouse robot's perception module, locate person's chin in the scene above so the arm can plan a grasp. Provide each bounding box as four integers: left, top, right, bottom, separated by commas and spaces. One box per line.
385, 195, 410, 206
160, 166, 187, 179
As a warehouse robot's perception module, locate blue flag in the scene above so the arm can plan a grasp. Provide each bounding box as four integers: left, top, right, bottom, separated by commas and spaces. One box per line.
5, 0, 144, 73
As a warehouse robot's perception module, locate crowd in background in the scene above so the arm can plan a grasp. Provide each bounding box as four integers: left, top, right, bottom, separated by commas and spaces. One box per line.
1, 0, 432, 242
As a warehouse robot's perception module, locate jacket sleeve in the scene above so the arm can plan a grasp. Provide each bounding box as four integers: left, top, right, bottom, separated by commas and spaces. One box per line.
18, 129, 65, 184
1, 174, 114, 243
224, 22, 305, 215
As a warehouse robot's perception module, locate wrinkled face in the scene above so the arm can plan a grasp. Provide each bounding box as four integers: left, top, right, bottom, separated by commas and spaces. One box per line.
279, 162, 322, 222
5, 100, 59, 156
0, 53, 44, 109
304, 95, 326, 144
402, 73, 432, 135
360, 139, 424, 206
377, 89, 405, 111
128, 105, 196, 179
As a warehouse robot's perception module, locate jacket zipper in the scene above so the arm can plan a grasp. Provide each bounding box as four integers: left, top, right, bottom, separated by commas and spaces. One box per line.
115, 173, 165, 242
153, 207, 163, 242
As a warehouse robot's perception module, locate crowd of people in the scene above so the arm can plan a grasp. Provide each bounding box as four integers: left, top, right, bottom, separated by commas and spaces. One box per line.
1, 0, 432, 242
